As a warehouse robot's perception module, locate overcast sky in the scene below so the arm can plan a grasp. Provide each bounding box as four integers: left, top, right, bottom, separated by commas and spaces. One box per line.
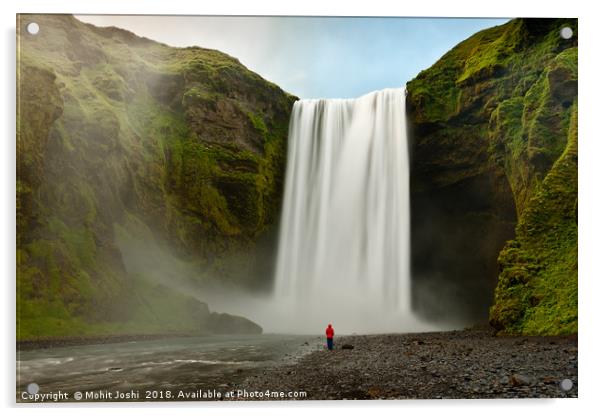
76, 15, 509, 99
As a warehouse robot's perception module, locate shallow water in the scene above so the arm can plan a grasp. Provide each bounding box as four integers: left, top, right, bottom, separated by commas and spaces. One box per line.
17, 334, 318, 402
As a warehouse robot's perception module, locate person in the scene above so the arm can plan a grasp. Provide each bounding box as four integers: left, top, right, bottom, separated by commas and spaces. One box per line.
325, 324, 334, 350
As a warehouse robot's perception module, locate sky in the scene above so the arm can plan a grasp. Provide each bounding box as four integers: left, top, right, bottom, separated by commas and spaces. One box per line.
76, 15, 509, 99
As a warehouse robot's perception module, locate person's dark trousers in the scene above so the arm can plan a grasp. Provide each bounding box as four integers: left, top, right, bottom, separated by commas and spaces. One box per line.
327, 338, 333, 350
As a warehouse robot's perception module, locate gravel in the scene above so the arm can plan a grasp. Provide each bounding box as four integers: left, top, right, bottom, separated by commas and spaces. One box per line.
234, 328, 578, 400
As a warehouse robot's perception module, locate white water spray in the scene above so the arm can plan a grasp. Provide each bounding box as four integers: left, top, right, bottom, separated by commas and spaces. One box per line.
265, 88, 431, 334
202, 88, 437, 333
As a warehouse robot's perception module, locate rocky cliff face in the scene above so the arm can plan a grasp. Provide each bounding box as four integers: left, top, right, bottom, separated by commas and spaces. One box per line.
407, 18, 577, 334
17, 14, 295, 339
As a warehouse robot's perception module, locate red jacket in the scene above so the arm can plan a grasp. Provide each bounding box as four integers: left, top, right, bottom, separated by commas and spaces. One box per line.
325, 325, 334, 338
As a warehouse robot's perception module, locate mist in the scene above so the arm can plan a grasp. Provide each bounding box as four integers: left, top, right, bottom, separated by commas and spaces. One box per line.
114, 223, 445, 335
112, 89, 459, 336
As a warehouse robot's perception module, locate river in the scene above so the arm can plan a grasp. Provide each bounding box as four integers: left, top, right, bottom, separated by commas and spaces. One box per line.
17, 334, 318, 402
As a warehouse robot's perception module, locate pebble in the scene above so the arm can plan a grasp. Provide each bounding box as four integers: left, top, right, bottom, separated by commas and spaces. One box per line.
233, 328, 578, 400
510, 374, 532, 386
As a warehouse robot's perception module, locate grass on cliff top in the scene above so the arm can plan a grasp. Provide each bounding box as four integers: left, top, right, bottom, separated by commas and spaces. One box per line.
407, 20, 513, 121
455, 20, 524, 84
407, 19, 577, 123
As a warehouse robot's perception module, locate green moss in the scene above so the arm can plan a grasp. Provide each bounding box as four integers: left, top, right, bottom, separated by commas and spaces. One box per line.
456, 20, 523, 84
408, 21, 522, 122
182, 86, 219, 108
85, 63, 132, 102
551, 47, 578, 77
47, 217, 97, 269
247, 111, 269, 138
489, 105, 577, 334
489, 96, 525, 167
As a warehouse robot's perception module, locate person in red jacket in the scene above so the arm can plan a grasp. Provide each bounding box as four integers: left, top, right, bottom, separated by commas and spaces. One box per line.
325, 324, 334, 350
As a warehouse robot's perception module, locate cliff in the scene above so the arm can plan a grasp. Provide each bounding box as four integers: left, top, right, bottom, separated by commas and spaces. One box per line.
17, 14, 294, 339
407, 18, 577, 334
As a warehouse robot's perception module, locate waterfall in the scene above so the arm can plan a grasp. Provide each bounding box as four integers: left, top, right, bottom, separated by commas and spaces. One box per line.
272, 88, 419, 333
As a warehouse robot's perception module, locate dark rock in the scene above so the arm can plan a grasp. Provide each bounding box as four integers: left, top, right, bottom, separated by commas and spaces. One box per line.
207, 312, 262, 335
542, 376, 557, 384
510, 374, 533, 387
342, 344, 354, 350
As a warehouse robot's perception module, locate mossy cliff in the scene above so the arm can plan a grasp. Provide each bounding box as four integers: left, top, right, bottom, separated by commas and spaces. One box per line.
17, 14, 295, 339
407, 18, 577, 334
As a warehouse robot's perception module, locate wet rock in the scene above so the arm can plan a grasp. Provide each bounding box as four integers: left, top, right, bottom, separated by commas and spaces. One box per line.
510, 374, 533, 386
542, 376, 556, 384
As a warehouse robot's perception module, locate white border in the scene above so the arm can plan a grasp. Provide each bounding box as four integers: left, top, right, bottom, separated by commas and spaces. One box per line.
2, 1, 600, 415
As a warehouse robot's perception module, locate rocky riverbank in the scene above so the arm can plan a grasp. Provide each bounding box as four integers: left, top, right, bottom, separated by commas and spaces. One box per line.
235, 328, 577, 400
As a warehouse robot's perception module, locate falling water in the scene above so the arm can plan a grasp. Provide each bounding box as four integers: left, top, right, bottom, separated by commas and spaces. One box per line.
270, 88, 426, 334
